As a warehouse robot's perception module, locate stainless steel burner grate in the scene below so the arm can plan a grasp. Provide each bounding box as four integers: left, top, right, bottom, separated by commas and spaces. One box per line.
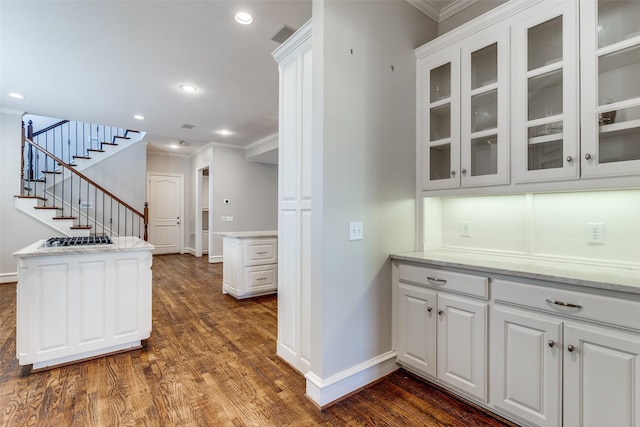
41, 236, 114, 248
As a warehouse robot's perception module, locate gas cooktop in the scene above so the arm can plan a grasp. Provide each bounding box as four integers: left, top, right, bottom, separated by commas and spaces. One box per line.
40, 236, 114, 248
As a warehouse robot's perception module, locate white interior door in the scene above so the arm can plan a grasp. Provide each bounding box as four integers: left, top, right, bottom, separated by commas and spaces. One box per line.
147, 172, 184, 254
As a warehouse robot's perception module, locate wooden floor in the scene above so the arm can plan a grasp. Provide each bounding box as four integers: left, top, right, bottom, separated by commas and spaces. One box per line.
0, 254, 517, 426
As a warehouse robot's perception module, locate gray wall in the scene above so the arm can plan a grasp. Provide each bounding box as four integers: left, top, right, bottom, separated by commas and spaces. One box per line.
438, 0, 508, 35
310, 0, 437, 379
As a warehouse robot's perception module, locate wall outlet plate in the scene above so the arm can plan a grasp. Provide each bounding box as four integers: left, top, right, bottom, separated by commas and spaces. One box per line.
587, 223, 605, 244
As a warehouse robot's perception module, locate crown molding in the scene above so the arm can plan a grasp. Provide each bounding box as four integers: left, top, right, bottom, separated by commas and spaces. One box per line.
407, 0, 478, 22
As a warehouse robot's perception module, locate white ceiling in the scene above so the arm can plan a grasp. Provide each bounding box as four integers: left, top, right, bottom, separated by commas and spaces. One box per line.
1, 1, 473, 156
1, 1, 312, 154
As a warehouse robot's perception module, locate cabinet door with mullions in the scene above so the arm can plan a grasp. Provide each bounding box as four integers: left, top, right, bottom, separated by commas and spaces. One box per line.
420, 51, 461, 190
512, 1, 580, 183
581, 0, 640, 178
460, 28, 510, 187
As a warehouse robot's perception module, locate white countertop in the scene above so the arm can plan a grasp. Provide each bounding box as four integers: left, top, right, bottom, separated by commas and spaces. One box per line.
216, 231, 277, 239
13, 236, 154, 258
391, 250, 640, 295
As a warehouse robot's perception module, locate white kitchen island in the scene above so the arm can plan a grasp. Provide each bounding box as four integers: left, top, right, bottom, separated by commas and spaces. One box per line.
12, 236, 154, 371
218, 231, 277, 299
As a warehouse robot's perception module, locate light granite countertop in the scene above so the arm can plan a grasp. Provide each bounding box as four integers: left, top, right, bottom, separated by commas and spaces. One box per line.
13, 236, 154, 258
391, 250, 640, 295
216, 231, 277, 239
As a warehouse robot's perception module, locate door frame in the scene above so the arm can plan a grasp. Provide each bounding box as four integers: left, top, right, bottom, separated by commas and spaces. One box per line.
194, 163, 213, 259
146, 171, 185, 255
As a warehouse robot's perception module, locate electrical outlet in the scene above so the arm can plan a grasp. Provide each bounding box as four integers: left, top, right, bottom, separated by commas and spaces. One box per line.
349, 222, 363, 241
460, 221, 471, 237
587, 223, 605, 244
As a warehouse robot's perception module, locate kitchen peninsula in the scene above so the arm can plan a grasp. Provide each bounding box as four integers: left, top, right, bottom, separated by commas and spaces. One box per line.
218, 231, 277, 299
12, 236, 154, 371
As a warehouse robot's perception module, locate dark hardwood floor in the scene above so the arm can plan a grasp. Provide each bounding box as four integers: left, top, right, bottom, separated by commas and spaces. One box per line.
0, 254, 517, 426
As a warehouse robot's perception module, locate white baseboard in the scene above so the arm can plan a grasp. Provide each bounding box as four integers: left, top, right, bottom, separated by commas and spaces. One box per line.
0, 272, 18, 284
305, 351, 399, 408
208, 255, 222, 263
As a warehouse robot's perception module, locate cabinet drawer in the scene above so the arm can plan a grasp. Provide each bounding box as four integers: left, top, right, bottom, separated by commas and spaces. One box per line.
493, 279, 640, 332
398, 264, 488, 299
244, 239, 277, 266
245, 265, 277, 292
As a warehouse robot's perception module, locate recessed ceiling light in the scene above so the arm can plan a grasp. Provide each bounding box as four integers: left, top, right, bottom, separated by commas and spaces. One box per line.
235, 12, 253, 25
217, 129, 232, 136
134, 115, 145, 120
9, 92, 25, 99
179, 85, 198, 93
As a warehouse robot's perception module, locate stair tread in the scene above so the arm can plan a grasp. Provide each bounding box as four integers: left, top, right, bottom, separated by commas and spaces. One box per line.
126, 129, 141, 133
15, 195, 47, 201
102, 142, 118, 146
113, 136, 131, 140
73, 155, 91, 159
24, 179, 46, 182
70, 225, 92, 229
87, 149, 105, 152
53, 216, 77, 220
42, 170, 61, 174
34, 206, 61, 210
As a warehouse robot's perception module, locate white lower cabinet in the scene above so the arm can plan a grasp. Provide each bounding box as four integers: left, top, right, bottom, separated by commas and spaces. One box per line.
395, 260, 640, 427
395, 262, 488, 402
491, 279, 640, 427
222, 235, 278, 299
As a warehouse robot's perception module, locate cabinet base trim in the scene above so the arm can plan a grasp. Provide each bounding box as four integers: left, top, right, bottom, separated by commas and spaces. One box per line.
304, 351, 398, 409
27, 340, 143, 372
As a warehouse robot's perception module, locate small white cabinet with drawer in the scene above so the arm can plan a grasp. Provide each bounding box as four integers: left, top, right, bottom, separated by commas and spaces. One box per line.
491, 278, 640, 427
221, 232, 277, 299
394, 261, 489, 401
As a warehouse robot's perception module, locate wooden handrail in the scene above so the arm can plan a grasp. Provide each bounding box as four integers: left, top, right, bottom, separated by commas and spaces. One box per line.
24, 137, 144, 219
32, 120, 69, 137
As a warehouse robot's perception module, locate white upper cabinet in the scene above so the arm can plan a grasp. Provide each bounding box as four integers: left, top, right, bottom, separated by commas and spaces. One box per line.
580, 0, 640, 178
418, 27, 509, 190
511, 1, 580, 183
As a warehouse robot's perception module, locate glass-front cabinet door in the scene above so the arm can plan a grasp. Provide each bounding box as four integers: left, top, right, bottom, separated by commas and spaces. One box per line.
581, 0, 640, 178
512, 1, 579, 183
460, 29, 509, 187
420, 29, 508, 191
420, 51, 460, 190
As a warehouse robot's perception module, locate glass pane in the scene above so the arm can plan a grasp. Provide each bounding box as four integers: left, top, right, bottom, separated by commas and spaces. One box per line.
598, 44, 640, 106
598, 0, 640, 48
528, 120, 564, 138
599, 105, 640, 163
430, 63, 451, 102
470, 135, 498, 176
430, 144, 451, 180
430, 104, 451, 141
528, 138, 563, 171
528, 16, 563, 71
471, 43, 498, 90
528, 69, 563, 121
471, 89, 497, 133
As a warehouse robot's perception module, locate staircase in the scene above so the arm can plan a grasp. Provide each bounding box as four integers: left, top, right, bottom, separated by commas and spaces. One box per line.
15, 116, 149, 239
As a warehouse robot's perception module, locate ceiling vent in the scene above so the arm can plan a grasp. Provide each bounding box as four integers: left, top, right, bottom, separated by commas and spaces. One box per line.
271, 25, 296, 44
181, 124, 195, 129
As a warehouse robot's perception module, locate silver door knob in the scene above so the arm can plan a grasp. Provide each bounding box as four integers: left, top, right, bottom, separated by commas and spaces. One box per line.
437, 309, 443, 315
427, 307, 433, 313
567, 344, 575, 352
548, 340, 555, 348
451, 170, 456, 177
461, 168, 467, 176
584, 153, 592, 160
566, 156, 573, 162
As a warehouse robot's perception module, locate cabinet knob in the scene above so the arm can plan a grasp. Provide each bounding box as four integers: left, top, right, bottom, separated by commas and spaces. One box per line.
567, 344, 575, 352
566, 156, 573, 163
437, 309, 443, 315
450, 170, 456, 177
427, 307, 433, 313
584, 153, 592, 160
461, 168, 467, 176
548, 340, 555, 348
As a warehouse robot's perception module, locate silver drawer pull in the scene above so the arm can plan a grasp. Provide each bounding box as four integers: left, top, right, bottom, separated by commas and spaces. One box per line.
257, 251, 268, 255
256, 277, 268, 281
426, 276, 447, 284
545, 298, 582, 309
